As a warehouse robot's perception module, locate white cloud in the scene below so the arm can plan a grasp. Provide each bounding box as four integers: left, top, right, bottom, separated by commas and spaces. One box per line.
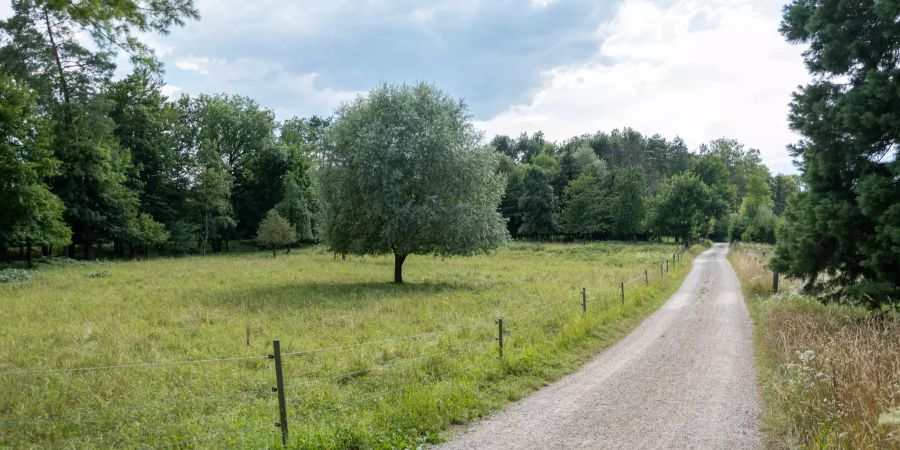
160, 84, 182, 97
475, 0, 809, 174
173, 57, 223, 75
531, 0, 560, 8
169, 56, 361, 118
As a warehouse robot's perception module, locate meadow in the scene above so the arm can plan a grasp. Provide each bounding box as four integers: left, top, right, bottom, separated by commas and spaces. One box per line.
1, 242, 701, 449
729, 246, 900, 448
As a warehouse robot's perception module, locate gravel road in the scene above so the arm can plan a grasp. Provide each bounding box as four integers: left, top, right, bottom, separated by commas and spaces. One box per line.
438, 243, 761, 449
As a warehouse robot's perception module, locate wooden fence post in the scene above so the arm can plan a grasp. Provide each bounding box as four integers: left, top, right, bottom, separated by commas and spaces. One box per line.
271, 340, 288, 447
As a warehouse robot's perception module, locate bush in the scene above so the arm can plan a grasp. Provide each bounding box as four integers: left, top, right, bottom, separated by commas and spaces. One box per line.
0, 268, 38, 283
730, 247, 900, 448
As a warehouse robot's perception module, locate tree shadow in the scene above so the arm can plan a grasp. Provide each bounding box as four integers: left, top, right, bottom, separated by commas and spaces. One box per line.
193, 279, 482, 313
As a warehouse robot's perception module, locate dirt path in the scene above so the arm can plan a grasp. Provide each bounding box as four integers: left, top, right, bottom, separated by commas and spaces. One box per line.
438, 244, 761, 449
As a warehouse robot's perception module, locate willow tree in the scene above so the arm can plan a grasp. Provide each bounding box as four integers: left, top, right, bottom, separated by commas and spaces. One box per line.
317, 83, 508, 283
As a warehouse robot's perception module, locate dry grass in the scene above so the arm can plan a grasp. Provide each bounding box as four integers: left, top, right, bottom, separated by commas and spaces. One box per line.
729, 245, 900, 449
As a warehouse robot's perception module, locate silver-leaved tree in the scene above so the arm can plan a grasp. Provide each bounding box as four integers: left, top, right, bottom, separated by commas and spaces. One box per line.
317, 83, 508, 283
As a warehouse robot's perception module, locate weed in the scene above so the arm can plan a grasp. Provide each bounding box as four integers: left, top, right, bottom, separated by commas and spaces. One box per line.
730, 247, 900, 448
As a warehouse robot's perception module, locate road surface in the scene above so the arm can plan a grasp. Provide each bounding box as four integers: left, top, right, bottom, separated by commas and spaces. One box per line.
438, 243, 761, 449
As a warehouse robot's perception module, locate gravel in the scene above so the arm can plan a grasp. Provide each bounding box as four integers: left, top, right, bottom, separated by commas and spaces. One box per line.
437, 243, 762, 449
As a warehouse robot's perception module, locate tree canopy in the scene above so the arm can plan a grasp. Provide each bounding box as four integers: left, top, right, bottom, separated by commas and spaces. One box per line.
317, 83, 508, 283
772, 0, 899, 306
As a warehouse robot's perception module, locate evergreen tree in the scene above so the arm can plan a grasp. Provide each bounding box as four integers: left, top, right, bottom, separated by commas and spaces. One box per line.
773, 0, 899, 305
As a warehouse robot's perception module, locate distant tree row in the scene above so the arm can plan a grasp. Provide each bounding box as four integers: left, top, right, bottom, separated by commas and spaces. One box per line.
493, 131, 800, 244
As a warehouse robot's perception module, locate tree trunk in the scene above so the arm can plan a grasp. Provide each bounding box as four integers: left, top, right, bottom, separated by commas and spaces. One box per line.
272, 245, 276, 258
85, 241, 95, 260
26, 245, 33, 268
394, 253, 407, 284
42, 7, 71, 107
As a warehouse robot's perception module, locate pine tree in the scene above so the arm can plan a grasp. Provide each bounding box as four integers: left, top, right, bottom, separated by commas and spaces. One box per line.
772, 0, 899, 305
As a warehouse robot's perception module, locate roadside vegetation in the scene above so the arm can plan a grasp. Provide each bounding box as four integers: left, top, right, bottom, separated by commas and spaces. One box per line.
729, 245, 899, 449
1, 241, 704, 448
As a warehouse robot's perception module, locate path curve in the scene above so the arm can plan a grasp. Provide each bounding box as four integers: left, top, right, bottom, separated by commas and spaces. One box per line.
438, 243, 761, 449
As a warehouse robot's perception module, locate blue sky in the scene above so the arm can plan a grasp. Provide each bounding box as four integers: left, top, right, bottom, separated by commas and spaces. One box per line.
2, 0, 808, 174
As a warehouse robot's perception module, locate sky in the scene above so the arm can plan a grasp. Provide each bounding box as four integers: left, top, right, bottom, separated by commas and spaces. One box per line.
1, 0, 810, 174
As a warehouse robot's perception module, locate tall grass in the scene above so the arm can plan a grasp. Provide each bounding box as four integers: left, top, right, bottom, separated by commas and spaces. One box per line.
729, 247, 900, 448
1, 242, 701, 449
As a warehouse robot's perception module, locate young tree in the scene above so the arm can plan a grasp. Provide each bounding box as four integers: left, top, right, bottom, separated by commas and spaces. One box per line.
773, 0, 899, 305
0, 76, 70, 265
124, 213, 170, 256
256, 209, 295, 257
317, 83, 508, 283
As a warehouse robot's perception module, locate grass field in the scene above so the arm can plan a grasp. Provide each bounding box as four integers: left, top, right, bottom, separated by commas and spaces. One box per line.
1, 242, 701, 449
729, 245, 900, 449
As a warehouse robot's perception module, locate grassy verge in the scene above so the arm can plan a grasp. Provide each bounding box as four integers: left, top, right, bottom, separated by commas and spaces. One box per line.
728, 246, 899, 449
1, 242, 705, 449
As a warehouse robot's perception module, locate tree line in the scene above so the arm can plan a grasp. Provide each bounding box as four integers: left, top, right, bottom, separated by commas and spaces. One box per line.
493, 130, 799, 245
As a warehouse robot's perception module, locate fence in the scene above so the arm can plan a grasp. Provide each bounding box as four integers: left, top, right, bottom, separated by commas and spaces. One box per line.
1, 245, 692, 448
730, 241, 784, 293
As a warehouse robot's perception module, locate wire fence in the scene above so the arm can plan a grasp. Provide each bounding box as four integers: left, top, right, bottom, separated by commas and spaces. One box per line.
1, 244, 694, 448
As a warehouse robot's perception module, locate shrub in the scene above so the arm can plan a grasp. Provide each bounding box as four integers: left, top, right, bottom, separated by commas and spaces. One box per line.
0, 268, 38, 283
